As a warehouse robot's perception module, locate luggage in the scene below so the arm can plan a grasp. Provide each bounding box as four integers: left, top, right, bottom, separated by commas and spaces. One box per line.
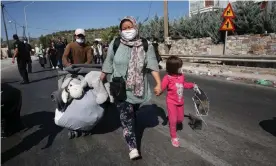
52, 64, 106, 139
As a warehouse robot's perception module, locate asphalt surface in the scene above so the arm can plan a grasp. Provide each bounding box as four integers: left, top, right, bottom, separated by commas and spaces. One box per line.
1, 60, 276, 166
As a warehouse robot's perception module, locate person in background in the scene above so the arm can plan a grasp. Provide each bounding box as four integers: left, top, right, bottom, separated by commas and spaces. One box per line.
12, 34, 29, 84
62, 29, 93, 67
91, 40, 103, 64
102, 42, 109, 61
55, 37, 66, 69
23, 38, 33, 73
34, 44, 39, 56
45, 41, 51, 68
48, 41, 58, 69
37, 44, 47, 68
64, 39, 68, 46
100, 16, 162, 160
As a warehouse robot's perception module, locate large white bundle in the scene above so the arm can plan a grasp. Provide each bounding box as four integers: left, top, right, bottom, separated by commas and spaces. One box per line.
54, 90, 104, 131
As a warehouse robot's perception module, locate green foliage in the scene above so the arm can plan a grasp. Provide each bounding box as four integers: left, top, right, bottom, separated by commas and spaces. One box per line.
140, 15, 166, 42
264, 1, 276, 33
39, 35, 51, 47
100, 26, 119, 43
232, 1, 276, 34
233, 1, 264, 34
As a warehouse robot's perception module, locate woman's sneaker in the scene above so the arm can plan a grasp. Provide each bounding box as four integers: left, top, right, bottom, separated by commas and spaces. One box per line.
52, 66, 55, 69
171, 138, 180, 147
129, 148, 139, 160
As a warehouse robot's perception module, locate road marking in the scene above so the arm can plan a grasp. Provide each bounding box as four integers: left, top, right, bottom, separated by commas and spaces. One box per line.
154, 125, 232, 166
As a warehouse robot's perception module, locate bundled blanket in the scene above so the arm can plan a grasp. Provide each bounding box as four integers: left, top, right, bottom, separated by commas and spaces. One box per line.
54, 89, 104, 131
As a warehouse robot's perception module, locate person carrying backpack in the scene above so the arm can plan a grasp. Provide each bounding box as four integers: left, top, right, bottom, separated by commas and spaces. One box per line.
12, 34, 30, 84
99, 16, 162, 160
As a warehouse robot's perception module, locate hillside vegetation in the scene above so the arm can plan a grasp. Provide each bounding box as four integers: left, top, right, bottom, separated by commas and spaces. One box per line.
36, 1, 276, 46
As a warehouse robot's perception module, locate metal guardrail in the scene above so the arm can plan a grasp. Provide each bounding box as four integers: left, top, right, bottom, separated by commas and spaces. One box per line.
160, 55, 276, 63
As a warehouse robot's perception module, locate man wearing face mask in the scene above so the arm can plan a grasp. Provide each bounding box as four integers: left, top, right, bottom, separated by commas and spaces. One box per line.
62, 29, 93, 67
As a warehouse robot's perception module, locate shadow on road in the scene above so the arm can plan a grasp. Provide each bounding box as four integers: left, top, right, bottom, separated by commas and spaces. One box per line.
1, 111, 63, 164
1, 80, 20, 84
31, 69, 55, 74
91, 103, 121, 134
259, 117, 276, 137
29, 75, 58, 84
135, 104, 167, 155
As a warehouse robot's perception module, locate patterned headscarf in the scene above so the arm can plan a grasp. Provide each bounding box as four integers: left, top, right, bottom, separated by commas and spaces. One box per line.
119, 16, 146, 97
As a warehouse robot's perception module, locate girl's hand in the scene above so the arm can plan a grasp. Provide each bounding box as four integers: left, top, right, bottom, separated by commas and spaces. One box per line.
193, 84, 201, 94
154, 84, 162, 96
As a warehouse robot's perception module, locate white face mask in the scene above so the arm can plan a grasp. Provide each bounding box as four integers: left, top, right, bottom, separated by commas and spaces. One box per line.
76, 38, 84, 44
121, 29, 137, 41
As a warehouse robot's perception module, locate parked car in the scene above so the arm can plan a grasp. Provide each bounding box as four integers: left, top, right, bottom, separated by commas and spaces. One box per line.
1, 83, 22, 138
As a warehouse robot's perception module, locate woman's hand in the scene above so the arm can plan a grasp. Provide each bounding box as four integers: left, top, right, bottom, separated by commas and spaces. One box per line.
154, 83, 162, 96
100, 72, 106, 81
151, 71, 162, 96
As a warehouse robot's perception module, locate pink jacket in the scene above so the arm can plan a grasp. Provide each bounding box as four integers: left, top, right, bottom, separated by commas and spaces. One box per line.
161, 74, 194, 105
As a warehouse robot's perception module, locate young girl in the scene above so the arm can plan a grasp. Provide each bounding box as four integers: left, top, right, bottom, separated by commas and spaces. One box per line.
161, 55, 199, 147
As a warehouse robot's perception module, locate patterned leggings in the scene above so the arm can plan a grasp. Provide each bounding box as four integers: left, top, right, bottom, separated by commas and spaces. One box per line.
116, 101, 139, 151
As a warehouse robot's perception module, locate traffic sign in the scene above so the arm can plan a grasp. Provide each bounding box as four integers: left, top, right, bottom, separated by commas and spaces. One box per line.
222, 3, 235, 18
220, 18, 235, 31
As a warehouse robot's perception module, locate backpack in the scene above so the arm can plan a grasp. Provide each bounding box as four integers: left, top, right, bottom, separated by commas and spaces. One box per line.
113, 37, 148, 55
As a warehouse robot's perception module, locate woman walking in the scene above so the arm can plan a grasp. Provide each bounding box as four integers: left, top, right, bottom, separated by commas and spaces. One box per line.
100, 16, 162, 160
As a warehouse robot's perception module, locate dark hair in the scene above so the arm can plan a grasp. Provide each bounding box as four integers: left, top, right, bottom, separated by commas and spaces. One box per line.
13, 34, 19, 40
119, 19, 132, 30
166, 56, 183, 75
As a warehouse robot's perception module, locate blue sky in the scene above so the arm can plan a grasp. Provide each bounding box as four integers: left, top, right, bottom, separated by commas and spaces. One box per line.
1, 1, 189, 39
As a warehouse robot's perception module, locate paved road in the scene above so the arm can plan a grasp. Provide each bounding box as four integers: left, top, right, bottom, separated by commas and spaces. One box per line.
1, 62, 276, 166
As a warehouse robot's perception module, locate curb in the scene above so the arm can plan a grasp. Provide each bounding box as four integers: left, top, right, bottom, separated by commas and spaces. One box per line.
158, 62, 276, 88
182, 69, 276, 88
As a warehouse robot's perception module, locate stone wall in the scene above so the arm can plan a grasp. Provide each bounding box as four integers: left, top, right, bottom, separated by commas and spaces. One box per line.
158, 33, 276, 56
226, 34, 276, 56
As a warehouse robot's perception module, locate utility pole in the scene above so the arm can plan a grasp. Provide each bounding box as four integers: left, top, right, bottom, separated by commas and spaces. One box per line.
23, 26, 26, 39
1, 3, 12, 57
28, 32, 30, 42
14, 22, 17, 34
9, 20, 17, 34
164, 0, 169, 54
